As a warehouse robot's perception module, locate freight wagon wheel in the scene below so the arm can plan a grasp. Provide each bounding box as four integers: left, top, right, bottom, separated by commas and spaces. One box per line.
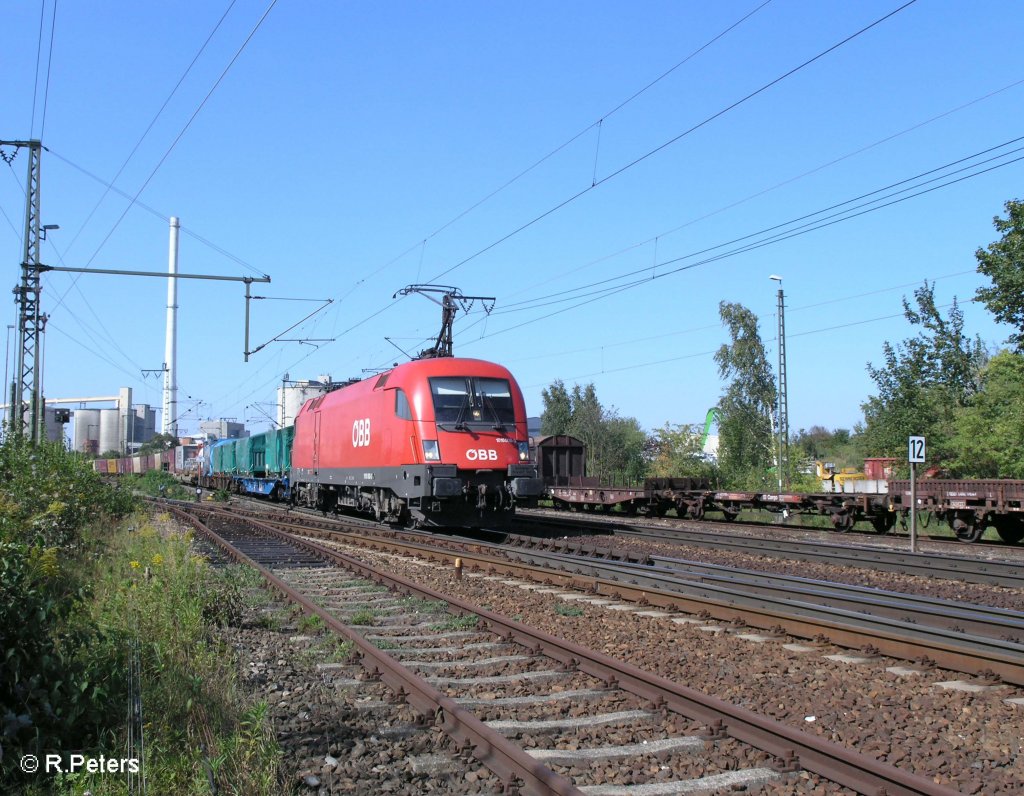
830, 512, 854, 533
870, 513, 896, 534
950, 512, 984, 543
993, 516, 1024, 545
721, 509, 739, 522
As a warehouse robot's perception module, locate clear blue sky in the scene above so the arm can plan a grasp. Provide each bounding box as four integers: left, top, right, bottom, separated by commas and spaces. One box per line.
1, 0, 1021, 440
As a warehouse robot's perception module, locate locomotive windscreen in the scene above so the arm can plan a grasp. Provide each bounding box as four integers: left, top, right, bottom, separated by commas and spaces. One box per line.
430, 376, 516, 426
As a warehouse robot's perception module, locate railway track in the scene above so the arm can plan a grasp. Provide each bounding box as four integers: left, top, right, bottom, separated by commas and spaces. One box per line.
197, 501, 1024, 688
170, 502, 960, 795
515, 511, 1024, 588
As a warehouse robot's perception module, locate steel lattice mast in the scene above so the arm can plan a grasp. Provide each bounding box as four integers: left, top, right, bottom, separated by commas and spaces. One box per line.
775, 282, 789, 490
3, 140, 44, 441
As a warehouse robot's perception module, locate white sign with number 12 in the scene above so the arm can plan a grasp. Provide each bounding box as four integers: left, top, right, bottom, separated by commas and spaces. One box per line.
908, 435, 926, 464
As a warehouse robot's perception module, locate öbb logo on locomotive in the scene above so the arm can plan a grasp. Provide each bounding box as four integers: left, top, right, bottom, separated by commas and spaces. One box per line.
466, 449, 499, 461
351, 418, 371, 447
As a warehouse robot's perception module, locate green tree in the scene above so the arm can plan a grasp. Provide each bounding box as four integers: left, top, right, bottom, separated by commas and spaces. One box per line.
859, 282, 986, 463
950, 350, 1024, 477
539, 380, 648, 484
567, 383, 603, 467
714, 302, 776, 489
648, 422, 719, 481
540, 379, 572, 436
136, 432, 179, 456
975, 199, 1024, 352
594, 413, 648, 485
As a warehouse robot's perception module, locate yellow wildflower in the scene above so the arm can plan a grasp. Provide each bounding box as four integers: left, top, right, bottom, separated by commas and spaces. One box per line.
129, 560, 141, 569
151, 554, 164, 566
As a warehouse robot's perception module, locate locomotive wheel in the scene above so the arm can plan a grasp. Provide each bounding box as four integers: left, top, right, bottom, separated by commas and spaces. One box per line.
993, 516, 1024, 545
870, 513, 895, 534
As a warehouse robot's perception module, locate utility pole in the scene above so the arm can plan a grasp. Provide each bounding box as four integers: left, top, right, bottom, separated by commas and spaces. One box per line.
2, 142, 275, 445
2, 139, 44, 441
770, 274, 789, 492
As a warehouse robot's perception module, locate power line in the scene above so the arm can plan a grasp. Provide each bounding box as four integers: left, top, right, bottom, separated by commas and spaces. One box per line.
39, 0, 58, 141
519, 301, 966, 391
82, 0, 280, 270
496, 77, 1024, 305
455, 146, 1020, 347
44, 148, 263, 273
302, 0, 922, 385
323, 1, 776, 321
61, 0, 238, 261
503, 270, 978, 366
424, 0, 920, 286
473, 136, 1023, 322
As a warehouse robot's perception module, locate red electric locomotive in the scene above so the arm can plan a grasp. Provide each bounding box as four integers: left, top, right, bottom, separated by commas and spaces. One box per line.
290, 357, 543, 527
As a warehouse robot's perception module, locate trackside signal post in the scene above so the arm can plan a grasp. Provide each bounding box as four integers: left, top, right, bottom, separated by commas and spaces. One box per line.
908, 435, 926, 552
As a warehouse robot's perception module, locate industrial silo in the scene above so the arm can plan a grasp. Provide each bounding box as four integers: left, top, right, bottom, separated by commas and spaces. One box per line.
73, 409, 101, 454
98, 409, 121, 455
278, 375, 333, 427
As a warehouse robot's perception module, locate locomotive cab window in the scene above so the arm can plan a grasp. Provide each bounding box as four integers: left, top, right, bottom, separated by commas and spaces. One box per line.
430, 376, 515, 427
395, 388, 413, 420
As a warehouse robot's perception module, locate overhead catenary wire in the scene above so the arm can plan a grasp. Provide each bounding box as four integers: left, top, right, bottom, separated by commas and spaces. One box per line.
81, 0, 280, 271
495, 76, 1024, 305
423, 0, 920, 287
462, 137, 1024, 325
59, 0, 239, 263
16, 4, 1007, 434
289, 0, 924, 385
44, 148, 264, 274
452, 149, 1022, 347
502, 269, 977, 366
519, 300, 966, 392
339, 0, 776, 301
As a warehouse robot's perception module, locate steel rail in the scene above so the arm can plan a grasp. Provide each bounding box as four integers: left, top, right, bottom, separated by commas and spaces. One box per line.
416, 529, 1024, 644
501, 548, 1024, 644
176, 503, 1024, 683
516, 512, 1024, 588
179, 504, 961, 796
268, 517, 1024, 687
170, 506, 582, 796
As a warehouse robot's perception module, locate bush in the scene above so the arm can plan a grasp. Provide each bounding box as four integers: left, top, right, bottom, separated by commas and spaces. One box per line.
0, 541, 126, 788
0, 435, 136, 548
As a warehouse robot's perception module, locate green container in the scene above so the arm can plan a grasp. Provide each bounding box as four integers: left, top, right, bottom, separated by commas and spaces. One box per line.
214, 440, 237, 474
265, 425, 295, 475
236, 437, 252, 475
280, 425, 294, 472
239, 433, 267, 475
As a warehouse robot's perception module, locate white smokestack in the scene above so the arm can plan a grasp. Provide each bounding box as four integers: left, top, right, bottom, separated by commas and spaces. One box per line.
163, 216, 179, 436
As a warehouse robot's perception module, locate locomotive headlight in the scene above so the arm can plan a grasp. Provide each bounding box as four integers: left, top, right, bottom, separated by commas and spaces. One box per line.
422, 439, 440, 461
517, 441, 530, 461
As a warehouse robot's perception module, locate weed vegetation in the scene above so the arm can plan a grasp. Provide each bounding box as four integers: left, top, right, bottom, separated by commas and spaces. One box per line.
0, 436, 281, 794
121, 470, 192, 501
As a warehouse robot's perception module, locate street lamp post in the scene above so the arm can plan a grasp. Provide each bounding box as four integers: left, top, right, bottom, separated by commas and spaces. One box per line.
769, 275, 789, 494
